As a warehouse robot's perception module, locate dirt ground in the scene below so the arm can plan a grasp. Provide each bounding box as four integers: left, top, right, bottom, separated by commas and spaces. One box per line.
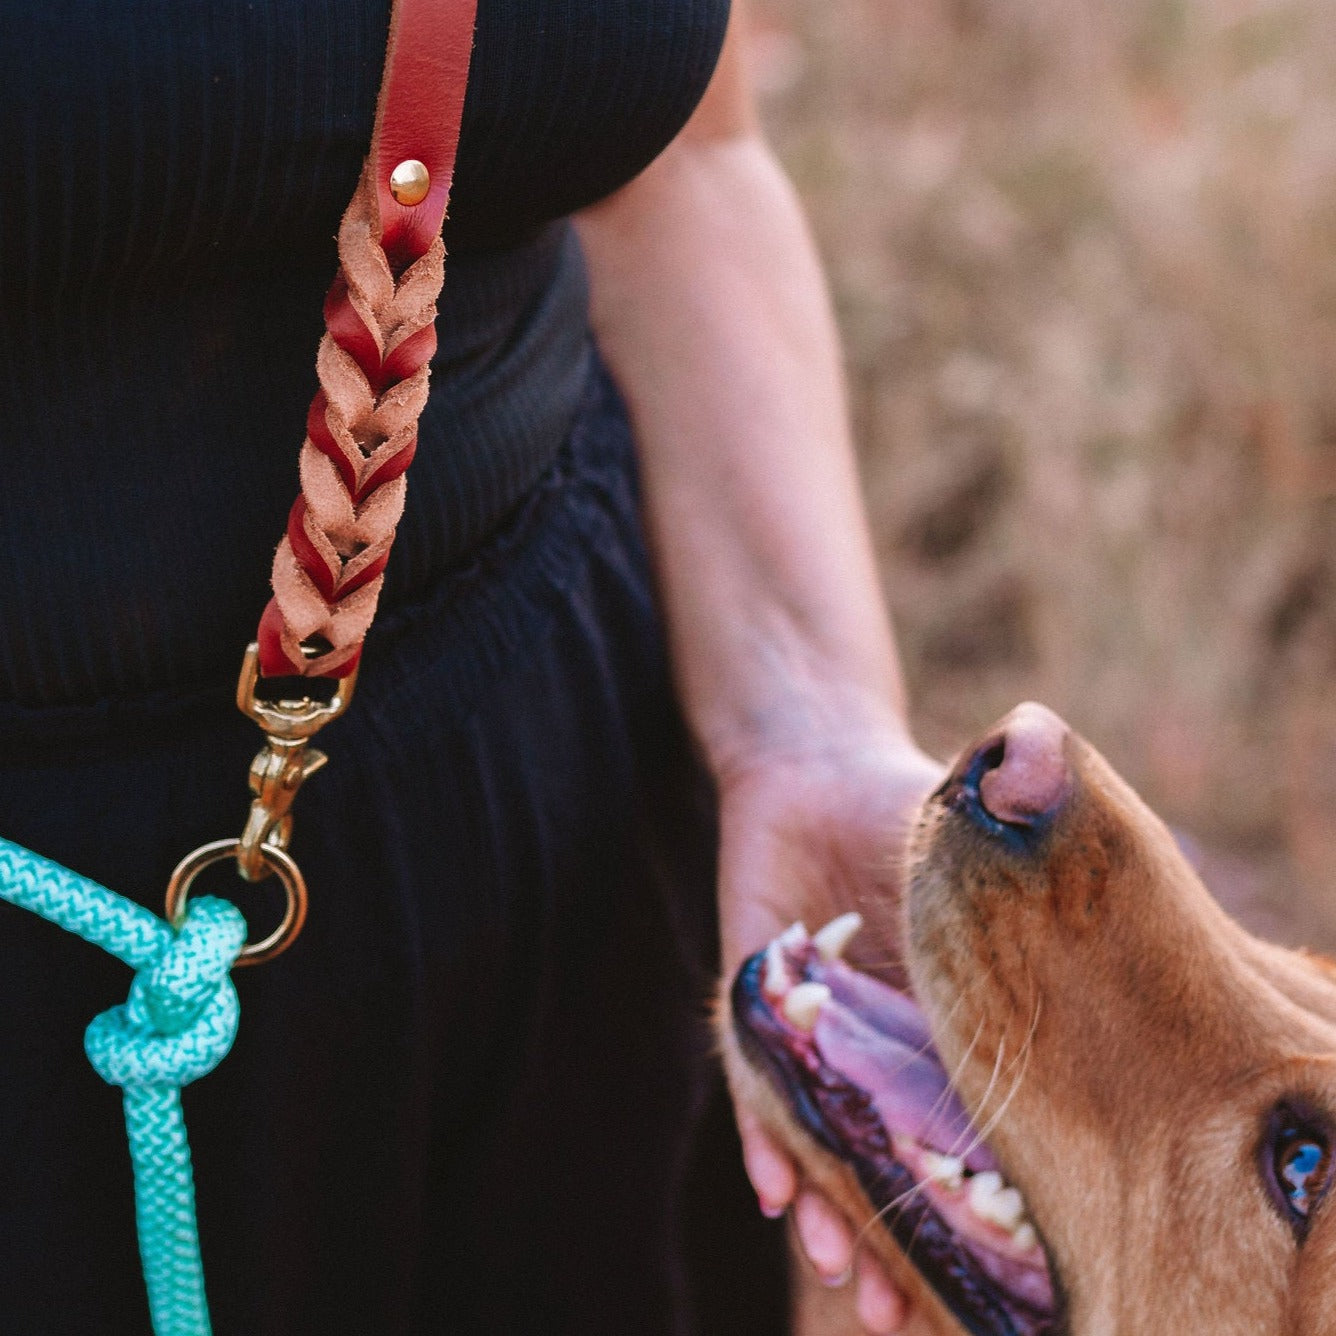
750, 0, 1336, 948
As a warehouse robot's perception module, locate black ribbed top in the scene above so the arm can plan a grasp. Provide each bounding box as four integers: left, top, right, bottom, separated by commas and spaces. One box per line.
0, 0, 729, 707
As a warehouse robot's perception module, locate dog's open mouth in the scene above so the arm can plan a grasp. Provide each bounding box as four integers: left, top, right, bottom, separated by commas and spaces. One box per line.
731, 915, 1057, 1336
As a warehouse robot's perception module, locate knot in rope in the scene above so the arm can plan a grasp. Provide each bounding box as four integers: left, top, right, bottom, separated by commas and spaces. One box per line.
85, 897, 247, 1090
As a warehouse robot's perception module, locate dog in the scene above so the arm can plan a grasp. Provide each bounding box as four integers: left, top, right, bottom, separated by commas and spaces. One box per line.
722, 702, 1336, 1334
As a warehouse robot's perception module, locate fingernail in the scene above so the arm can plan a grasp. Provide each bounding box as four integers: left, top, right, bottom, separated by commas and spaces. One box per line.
759, 1197, 785, 1219
822, 1266, 852, 1289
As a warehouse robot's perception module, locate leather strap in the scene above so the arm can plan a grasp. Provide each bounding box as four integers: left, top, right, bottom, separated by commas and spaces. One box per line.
258, 0, 478, 678
374, 0, 475, 264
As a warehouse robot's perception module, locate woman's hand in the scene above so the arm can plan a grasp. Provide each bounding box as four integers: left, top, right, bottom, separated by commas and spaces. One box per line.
716, 709, 945, 1334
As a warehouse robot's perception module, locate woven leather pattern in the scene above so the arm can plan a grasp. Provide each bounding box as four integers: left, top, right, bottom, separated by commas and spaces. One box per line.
259, 169, 445, 677
257, 0, 476, 678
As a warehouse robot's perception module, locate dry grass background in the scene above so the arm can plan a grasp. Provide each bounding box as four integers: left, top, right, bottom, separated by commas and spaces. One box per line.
749, 0, 1336, 946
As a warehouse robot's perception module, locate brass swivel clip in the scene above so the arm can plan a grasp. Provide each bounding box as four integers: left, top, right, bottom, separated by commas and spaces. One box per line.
234, 642, 358, 881
164, 643, 358, 966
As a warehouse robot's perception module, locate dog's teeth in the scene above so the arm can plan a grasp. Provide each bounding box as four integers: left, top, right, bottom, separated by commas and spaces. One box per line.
967, 1170, 1002, 1200
763, 940, 793, 996
966, 1170, 1003, 1216
779, 921, 809, 949
987, 1187, 1027, 1231
922, 1152, 965, 1189
967, 1172, 1027, 1231
813, 911, 863, 961
1012, 1222, 1038, 1252
782, 982, 831, 1032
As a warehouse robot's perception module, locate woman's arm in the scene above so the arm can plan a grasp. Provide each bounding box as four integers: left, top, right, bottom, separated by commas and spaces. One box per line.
575, 6, 943, 1332
577, 8, 904, 777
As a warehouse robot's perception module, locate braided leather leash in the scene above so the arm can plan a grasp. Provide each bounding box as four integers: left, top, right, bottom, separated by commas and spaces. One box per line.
259, 0, 476, 680
0, 2, 477, 1331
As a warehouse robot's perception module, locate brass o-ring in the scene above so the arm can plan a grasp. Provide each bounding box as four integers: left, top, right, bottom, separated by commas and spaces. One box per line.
165, 838, 308, 966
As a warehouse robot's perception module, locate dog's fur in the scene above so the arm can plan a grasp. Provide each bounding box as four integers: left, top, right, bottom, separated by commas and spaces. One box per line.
722, 708, 1336, 1334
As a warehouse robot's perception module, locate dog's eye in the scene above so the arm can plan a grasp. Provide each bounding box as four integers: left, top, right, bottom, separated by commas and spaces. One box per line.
1266, 1110, 1333, 1233
1277, 1131, 1328, 1217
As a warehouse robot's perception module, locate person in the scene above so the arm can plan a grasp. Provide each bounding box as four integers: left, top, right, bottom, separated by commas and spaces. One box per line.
0, 0, 939, 1331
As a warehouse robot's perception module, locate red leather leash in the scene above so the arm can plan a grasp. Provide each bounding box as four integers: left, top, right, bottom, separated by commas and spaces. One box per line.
373, 0, 476, 263
258, 0, 478, 678
163, 0, 479, 964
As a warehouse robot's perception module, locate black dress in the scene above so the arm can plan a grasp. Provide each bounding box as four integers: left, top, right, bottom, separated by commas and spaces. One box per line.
0, 2, 786, 1330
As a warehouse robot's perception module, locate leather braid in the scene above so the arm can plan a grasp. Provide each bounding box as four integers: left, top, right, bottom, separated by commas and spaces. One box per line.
258, 167, 445, 678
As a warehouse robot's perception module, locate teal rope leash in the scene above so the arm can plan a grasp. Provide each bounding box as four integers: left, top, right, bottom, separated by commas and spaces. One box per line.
0, 836, 245, 1336
0, 645, 351, 1333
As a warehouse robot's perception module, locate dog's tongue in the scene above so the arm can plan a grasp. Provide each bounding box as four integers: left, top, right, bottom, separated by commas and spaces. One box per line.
810, 955, 935, 1050
802, 955, 998, 1173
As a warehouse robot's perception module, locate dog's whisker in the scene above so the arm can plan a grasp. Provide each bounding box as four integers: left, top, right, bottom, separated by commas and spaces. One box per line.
949, 998, 1042, 1167
850, 1003, 1001, 1255
945, 1024, 1008, 1162
959, 1037, 1034, 1168
920, 1008, 987, 1148
853, 1172, 934, 1256
914, 972, 998, 1153
851, 1035, 1040, 1275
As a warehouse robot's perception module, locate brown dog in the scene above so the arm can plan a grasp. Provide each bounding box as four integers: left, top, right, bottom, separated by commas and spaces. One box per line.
723, 703, 1336, 1335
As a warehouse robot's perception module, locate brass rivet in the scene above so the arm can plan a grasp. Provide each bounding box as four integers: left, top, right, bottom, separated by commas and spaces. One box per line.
388, 159, 431, 206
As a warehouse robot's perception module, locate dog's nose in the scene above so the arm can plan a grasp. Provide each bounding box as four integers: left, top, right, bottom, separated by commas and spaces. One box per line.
979, 703, 1071, 824
947, 702, 1071, 831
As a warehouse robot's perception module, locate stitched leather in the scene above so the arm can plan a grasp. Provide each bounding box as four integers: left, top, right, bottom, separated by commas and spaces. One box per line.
257, 0, 477, 677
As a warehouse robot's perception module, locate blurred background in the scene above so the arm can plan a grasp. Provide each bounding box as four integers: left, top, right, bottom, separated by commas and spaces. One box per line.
748, 0, 1336, 947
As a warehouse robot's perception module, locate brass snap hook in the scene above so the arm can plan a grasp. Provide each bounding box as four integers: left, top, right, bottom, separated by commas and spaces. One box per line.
235, 642, 358, 742
162, 644, 355, 965
233, 643, 359, 883
237, 739, 326, 881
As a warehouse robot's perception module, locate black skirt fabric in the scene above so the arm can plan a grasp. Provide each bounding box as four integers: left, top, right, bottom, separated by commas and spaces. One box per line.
0, 363, 786, 1334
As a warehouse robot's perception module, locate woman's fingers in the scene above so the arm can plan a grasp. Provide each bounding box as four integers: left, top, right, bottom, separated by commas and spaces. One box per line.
855, 1249, 909, 1333
793, 1190, 855, 1282
737, 1107, 796, 1216
738, 1109, 915, 1331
